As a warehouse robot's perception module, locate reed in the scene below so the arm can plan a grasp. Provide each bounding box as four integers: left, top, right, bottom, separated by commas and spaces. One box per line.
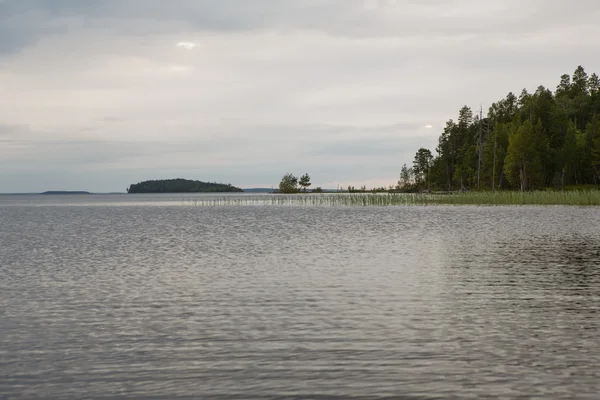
182, 190, 600, 207
428, 190, 600, 206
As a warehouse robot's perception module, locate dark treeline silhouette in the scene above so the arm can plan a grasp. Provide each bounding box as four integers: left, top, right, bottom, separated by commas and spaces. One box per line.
404, 66, 600, 192
127, 179, 243, 193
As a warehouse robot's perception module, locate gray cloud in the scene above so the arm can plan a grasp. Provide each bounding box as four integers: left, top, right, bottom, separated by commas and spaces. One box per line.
0, 121, 437, 191
3, 0, 600, 55
1, 0, 600, 192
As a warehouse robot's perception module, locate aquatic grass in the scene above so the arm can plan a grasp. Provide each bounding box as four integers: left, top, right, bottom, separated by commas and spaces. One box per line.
430, 190, 600, 206
181, 190, 600, 207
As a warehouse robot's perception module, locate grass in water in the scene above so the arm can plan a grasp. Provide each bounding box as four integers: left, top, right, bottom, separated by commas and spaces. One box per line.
423, 190, 600, 206
183, 190, 600, 207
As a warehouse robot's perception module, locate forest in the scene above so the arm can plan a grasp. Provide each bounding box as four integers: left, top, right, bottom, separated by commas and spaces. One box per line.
403, 66, 600, 192
127, 179, 243, 193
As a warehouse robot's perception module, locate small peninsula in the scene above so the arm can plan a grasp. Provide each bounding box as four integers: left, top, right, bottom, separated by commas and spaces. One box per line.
127, 179, 243, 194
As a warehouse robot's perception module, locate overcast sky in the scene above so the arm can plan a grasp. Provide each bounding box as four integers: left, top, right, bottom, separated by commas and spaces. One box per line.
1, 0, 600, 192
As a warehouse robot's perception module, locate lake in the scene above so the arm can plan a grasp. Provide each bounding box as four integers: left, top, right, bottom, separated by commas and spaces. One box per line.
1, 194, 599, 399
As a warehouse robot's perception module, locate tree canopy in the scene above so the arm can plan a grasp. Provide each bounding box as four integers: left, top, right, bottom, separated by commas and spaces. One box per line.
298, 173, 311, 192
409, 66, 600, 191
127, 179, 243, 193
279, 173, 299, 193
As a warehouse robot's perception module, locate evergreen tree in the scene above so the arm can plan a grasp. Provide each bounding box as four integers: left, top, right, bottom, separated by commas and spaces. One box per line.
413, 148, 434, 188
298, 173, 311, 192
505, 120, 540, 191
588, 116, 600, 182
408, 66, 600, 191
399, 163, 413, 187
560, 123, 578, 187
589, 73, 600, 94
572, 65, 589, 95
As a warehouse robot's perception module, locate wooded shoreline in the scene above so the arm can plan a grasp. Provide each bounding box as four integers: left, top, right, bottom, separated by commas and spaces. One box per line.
400, 66, 600, 193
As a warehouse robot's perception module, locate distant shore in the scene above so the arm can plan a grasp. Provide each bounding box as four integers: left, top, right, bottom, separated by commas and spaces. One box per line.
40, 191, 91, 195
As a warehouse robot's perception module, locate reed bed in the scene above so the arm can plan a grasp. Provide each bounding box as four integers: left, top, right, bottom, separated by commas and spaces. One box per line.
425, 190, 600, 206
182, 190, 600, 207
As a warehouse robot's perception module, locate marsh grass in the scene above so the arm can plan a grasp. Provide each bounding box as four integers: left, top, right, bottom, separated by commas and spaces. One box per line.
182, 190, 600, 207
422, 190, 600, 206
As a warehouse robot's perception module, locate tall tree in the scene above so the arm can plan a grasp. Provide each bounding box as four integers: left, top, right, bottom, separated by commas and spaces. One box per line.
413, 148, 434, 188
279, 173, 298, 193
298, 173, 311, 192
589, 73, 600, 94
504, 120, 545, 191
399, 163, 413, 187
435, 119, 458, 190
556, 74, 572, 97
572, 65, 589, 95
588, 116, 600, 182
560, 123, 578, 187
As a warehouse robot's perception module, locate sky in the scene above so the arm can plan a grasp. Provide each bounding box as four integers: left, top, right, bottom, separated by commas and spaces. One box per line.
1, 0, 600, 192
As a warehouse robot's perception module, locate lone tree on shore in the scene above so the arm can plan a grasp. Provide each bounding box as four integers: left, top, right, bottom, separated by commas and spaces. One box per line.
298, 173, 311, 192
279, 173, 299, 193
399, 163, 414, 188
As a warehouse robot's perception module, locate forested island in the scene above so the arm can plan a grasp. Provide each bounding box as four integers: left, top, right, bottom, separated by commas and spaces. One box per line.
402, 66, 600, 192
127, 179, 243, 193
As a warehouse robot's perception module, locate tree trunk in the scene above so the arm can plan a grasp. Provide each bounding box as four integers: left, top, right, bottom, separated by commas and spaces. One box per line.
520, 165, 526, 192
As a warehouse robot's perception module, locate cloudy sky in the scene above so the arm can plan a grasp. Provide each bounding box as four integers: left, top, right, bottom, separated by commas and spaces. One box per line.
1, 0, 600, 192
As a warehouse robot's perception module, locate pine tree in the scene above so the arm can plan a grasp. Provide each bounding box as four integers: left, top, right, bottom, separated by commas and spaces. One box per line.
298, 173, 311, 192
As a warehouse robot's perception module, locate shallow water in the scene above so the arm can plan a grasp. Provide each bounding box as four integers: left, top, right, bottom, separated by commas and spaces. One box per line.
1, 194, 599, 399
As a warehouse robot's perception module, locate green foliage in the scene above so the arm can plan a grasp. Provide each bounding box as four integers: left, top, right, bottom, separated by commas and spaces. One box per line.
560, 122, 579, 187
399, 163, 413, 187
589, 73, 600, 93
412, 148, 434, 188
409, 66, 600, 191
589, 115, 600, 181
313, 187, 324, 193
298, 173, 311, 192
504, 120, 546, 191
127, 179, 242, 193
279, 173, 299, 193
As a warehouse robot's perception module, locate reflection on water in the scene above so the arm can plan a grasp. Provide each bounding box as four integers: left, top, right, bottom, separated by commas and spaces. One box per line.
1, 195, 599, 399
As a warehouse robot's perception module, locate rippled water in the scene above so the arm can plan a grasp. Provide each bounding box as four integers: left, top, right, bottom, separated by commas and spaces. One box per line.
1, 194, 599, 399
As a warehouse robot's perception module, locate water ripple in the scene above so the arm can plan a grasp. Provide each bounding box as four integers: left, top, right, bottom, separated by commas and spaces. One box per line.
1, 197, 599, 398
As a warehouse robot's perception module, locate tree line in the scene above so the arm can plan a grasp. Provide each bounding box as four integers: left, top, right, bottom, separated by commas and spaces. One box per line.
402, 66, 600, 192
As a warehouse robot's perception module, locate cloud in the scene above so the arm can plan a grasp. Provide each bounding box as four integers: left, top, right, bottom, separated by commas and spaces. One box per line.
3, 0, 600, 55
168, 65, 193, 73
1, 0, 600, 192
176, 42, 196, 49
0, 121, 439, 191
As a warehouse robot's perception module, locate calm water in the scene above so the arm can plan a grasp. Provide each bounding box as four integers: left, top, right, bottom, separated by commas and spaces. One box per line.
1, 194, 599, 399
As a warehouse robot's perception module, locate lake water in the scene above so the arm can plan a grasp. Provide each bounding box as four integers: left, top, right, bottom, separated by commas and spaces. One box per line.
1, 194, 599, 399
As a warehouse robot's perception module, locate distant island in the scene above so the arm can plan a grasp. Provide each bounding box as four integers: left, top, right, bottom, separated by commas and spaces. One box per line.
127, 179, 243, 193
41, 191, 91, 195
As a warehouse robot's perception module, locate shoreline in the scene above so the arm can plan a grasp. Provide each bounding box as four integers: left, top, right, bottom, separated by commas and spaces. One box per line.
180, 190, 600, 206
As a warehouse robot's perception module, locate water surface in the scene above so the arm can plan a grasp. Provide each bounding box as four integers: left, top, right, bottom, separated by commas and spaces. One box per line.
1, 194, 599, 399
